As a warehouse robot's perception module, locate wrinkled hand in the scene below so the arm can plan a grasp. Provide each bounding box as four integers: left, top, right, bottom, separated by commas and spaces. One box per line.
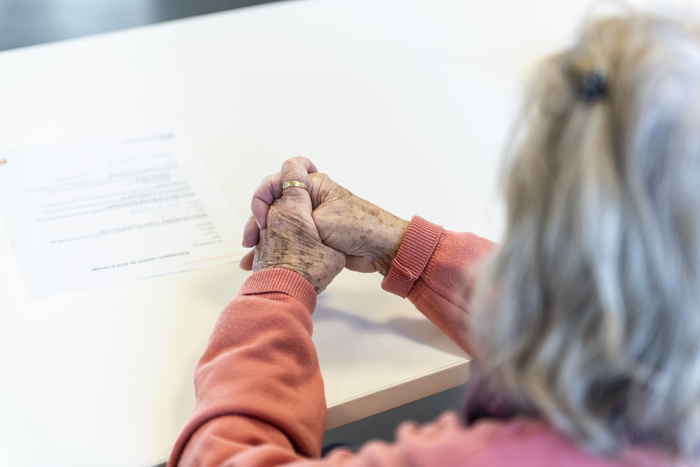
241, 157, 409, 276
244, 159, 345, 294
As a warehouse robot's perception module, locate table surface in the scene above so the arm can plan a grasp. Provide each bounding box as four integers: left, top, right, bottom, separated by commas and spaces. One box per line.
0, 0, 680, 465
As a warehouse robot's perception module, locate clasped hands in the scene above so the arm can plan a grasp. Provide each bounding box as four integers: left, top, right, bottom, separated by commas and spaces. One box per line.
240, 157, 409, 294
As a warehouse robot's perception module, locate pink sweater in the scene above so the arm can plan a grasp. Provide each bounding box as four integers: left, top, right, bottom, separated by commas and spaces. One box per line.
168, 216, 665, 467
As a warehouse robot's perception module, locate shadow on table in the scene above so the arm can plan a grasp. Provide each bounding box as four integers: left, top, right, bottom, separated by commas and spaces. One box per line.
312, 301, 467, 359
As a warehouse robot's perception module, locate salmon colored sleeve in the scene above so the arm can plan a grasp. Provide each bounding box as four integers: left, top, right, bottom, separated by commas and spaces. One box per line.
169, 268, 325, 467
381, 216, 497, 357
169, 268, 471, 467
169, 218, 497, 467
168, 221, 640, 467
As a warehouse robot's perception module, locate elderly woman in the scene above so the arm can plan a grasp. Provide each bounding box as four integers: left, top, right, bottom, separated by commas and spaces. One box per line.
168, 12, 700, 466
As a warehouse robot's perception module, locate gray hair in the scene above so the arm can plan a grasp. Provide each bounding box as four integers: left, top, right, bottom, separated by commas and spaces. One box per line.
472, 12, 700, 458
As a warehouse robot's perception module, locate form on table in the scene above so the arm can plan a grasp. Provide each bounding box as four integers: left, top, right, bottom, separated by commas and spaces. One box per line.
0, 129, 245, 298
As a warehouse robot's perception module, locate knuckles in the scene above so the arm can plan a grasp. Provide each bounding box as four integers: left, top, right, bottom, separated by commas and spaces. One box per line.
250, 158, 348, 291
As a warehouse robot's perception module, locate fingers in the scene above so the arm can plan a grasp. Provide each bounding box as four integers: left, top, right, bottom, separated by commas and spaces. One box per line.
280, 157, 318, 186
240, 248, 255, 271
280, 157, 317, 210
251, 173, 282, 230
345, 255, 377, 273
242, 215, 259, 248
250, 158, 319, 229
307, 172, 338, 209
280, 158, 315, 200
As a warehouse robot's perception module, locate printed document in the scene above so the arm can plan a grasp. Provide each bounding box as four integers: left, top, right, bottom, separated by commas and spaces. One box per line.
0, 130, 246, 298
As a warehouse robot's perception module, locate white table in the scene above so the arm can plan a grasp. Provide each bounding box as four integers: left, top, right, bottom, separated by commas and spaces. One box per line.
0, 0, 668, 465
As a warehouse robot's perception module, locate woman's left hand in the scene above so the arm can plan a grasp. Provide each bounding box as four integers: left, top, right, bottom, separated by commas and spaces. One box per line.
248, 159, 345, 294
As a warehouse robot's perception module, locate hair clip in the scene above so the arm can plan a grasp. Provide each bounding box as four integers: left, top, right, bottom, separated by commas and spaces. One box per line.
578, 71, 608, 103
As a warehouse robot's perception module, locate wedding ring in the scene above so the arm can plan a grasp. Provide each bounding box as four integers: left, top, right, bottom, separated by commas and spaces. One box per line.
282, 180, 307, 190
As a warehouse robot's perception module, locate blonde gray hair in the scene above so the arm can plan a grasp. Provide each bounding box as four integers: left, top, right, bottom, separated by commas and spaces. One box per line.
472, 12, 700, 458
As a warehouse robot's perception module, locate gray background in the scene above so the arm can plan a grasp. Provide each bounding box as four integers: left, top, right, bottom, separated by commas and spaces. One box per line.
0, 0, 467, 462
0, 0, 284, 51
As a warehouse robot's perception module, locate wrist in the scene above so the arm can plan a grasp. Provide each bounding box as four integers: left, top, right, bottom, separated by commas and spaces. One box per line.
253, 248, 344, 294
373, 217, 410, 277
242, 268, 317, 312
380, 216, 444, 298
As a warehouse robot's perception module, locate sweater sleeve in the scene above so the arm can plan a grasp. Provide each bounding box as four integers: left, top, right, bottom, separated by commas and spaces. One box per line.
168, 222, 656, 467
169, 218, 496, 467
381, 216, 497, 357
168, 268, 325, 467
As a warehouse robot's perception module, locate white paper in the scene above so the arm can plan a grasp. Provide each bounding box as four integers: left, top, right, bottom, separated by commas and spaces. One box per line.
0, 129, 246, 298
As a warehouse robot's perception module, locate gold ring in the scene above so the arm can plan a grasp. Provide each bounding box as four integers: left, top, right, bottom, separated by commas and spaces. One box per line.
282, 180, 307, 190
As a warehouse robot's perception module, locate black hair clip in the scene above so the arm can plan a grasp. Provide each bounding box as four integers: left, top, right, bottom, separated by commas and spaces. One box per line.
578, 71, 608, 103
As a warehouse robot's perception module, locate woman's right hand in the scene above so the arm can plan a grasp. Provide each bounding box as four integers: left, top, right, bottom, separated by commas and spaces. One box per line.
241, 158, 409, 276
306, 171, 409, 275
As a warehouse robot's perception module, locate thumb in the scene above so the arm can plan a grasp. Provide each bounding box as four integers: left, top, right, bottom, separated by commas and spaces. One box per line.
308, 172, 351, 210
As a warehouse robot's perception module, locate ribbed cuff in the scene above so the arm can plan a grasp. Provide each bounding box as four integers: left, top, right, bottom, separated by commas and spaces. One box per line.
239, 268, 317, 313
381, 216, 443, 298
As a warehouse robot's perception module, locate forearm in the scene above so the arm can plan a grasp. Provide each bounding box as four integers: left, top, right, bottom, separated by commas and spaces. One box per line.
169, 269, 326, 467
382, 217, 497, 357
